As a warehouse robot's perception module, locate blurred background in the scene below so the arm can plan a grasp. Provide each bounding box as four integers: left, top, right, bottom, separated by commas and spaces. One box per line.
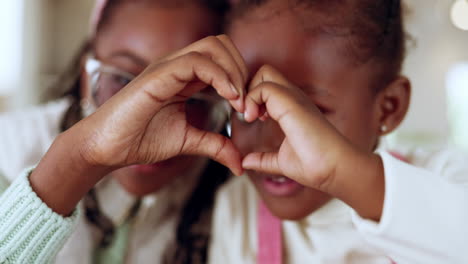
0, 0, 467, 149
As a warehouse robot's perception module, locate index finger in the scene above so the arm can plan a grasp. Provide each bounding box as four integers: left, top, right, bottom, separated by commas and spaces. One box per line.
162, 36, 247, 111
249, 65, 294, 93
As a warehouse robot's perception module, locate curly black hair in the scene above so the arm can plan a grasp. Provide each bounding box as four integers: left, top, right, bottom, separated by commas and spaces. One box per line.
229, 0, 406, 91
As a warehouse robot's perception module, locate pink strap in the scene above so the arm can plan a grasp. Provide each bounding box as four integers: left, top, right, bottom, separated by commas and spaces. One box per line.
388, 151, 409, 163
257, 200, 282, 264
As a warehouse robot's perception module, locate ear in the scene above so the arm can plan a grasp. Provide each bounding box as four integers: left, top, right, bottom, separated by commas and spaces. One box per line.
375, 76, 411, 135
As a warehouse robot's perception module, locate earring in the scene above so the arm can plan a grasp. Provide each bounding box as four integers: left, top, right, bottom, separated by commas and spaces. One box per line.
380, 124, 388, 133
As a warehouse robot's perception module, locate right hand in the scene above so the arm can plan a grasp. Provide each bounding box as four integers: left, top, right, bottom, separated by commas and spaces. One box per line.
69, 35, 248, 175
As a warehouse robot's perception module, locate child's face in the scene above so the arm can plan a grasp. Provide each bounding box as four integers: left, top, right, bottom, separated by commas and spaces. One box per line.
87, 2, 219, 196
229, 2, 384, 219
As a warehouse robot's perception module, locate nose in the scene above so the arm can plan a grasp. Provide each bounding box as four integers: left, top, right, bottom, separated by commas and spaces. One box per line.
255, 118, 284, 153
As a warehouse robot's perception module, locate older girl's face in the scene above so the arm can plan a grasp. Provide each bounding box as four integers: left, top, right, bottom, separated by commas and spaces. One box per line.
83, 2, 220, 196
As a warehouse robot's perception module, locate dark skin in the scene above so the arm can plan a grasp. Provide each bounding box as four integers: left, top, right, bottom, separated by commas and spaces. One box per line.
31, 33, 247, 216
29, 0, 410, 222
30, 3, 248, 215
229, 0, 411, 221
81, 2, 222, 196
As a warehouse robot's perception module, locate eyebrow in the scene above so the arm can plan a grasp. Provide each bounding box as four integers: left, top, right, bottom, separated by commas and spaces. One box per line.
109, 51, 149, 68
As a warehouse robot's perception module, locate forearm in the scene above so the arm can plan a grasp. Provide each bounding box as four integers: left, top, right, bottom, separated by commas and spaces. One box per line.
329, 149, 385, 221
30, 131, 114, 216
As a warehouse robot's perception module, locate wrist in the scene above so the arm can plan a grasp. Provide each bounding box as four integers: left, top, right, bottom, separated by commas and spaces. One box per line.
328, 149, 385, 221
30, 132, 114, 215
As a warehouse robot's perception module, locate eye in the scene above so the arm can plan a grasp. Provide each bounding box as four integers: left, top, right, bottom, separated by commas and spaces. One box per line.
103, 73, 133, 97
315, 105, 331, 115
186, 98, 205, 105
94, 73, 133, 105
185, 98, 212, 117
111, 74, 132, 87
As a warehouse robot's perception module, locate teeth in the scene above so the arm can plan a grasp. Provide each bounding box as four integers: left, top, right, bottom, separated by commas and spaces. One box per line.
268, 176, 288, 183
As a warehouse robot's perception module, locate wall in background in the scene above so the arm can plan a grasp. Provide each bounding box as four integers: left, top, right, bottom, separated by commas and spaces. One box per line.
0, 0, 94, 110
0, 1, 24, 99
386, 0, 468, 147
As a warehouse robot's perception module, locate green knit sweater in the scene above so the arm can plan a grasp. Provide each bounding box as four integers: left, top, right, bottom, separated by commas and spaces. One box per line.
0, 169, 78, 263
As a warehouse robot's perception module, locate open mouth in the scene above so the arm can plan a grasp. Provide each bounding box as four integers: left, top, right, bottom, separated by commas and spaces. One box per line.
254, 173, 305, 197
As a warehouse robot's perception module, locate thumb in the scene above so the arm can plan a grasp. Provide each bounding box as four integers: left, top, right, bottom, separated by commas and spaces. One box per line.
242, 152, 282, 175
181, 127, 243, 176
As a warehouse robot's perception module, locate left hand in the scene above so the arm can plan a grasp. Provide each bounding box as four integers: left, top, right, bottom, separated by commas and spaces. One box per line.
241, 65, 354, 191
242, 66, 385, 220
241, 65, 384, 208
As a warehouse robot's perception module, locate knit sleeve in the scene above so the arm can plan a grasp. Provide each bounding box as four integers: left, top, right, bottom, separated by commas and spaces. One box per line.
0, 168, 79, 264
0, 170, 9, 194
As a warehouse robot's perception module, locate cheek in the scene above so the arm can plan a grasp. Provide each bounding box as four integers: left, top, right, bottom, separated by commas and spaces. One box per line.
112, 156, 206, 196
327, 105, 379, 152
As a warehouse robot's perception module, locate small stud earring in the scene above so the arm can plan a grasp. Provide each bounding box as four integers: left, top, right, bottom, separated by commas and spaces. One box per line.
381, 125, 388, 133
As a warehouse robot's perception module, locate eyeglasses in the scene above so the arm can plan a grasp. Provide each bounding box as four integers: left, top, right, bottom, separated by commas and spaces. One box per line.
83, 54, 230, 133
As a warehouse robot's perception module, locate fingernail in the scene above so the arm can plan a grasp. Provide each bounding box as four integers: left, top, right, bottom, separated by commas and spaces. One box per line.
229, 82, 240, 98
235, 111, 246, 122
244, 111, 251, 122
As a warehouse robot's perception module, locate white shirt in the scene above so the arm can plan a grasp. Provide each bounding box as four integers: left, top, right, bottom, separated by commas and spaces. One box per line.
209, 149, 468, 264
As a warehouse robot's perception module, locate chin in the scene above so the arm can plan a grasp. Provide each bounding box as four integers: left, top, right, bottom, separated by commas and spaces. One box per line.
250, 176, 332, 220
119, 181, 163, 197
116, 177, 167, 197
260, 192, 331, 220
267, 200, 317, 220
247, 171, 332, 220
112, 166, 175, 197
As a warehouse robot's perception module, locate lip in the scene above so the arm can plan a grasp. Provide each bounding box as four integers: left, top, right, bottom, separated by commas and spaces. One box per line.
252, 173, 305, 197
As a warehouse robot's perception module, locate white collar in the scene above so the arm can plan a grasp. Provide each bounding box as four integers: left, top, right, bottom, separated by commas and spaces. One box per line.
94, 160, 208, 226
